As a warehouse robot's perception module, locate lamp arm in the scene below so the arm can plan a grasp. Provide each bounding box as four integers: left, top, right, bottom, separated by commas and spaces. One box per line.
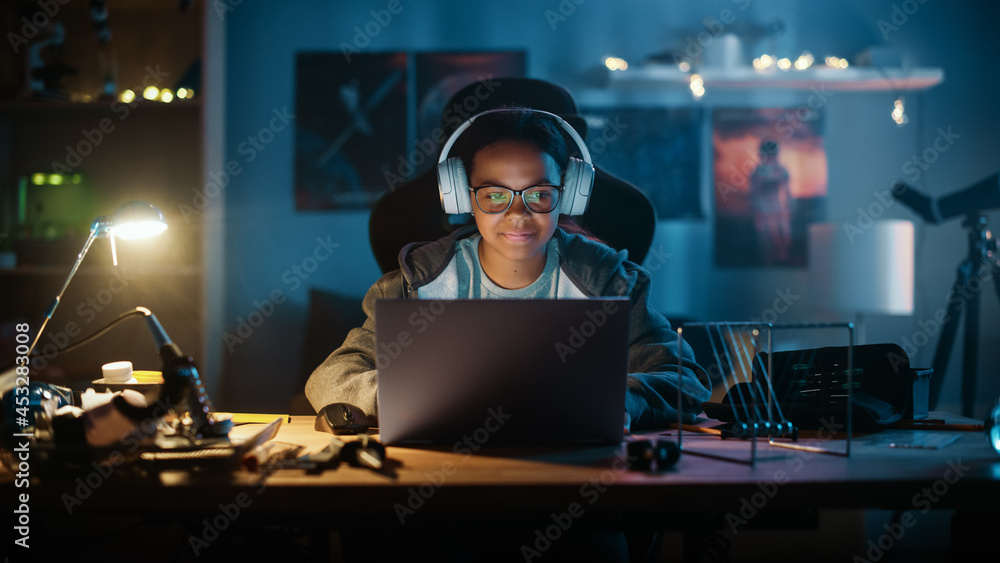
25, 218, 110, 358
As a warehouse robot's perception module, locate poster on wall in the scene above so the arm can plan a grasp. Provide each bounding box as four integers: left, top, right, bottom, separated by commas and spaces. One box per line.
293, 51, 525, 209
411, 52, 526, 177
577, 106, 702, 220
712, 107, 827, 267
294, 52, 408, 210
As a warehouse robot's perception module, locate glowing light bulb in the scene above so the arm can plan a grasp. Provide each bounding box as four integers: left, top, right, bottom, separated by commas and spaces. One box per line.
678, 61, 690, 72
31, 173, 46, 185
892, 98, 908, 126
777, 58, 792, 71
689, 74, 705, 99
119, 89, 135, 103
604, 57, 628, 71
159, 89, 174, 103
177, 88, 190, 99
794, 51, 814, 70
753, 54, 775, 70
142, 86, 159, 100
47, 174, 63, 185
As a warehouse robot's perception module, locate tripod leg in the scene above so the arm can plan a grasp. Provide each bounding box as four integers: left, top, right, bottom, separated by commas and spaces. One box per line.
961, 288, 980, 418
930, 262, 973, 410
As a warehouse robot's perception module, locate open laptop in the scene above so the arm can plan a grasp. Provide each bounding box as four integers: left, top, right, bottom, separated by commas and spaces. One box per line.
375, 298, 630, 447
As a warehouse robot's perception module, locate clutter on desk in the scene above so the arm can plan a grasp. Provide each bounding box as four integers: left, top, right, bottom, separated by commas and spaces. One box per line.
0, 308, 235, 477
703, 343, 931, 432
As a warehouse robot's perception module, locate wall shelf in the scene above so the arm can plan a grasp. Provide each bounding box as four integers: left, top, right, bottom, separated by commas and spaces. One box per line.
607, 65, 944, 92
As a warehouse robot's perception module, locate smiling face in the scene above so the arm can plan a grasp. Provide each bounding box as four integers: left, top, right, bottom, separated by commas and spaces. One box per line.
469, 139, 562, 289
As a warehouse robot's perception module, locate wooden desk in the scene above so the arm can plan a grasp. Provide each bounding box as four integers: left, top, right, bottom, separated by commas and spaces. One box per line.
5, 414, 1000, 560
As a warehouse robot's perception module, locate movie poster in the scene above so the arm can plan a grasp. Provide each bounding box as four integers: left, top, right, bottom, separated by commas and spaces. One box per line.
712, 107, 827, 267
411, 52, 525, 177
577, 106, 702, 220
294, 52, 408, 210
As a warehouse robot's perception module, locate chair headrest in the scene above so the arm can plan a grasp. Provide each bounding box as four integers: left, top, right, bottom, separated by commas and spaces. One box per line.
440, 77, 588, 140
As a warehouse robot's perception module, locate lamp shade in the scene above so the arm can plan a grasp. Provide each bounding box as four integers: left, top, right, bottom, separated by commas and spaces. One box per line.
809, 220, 915, 315
110, 201, 168, 240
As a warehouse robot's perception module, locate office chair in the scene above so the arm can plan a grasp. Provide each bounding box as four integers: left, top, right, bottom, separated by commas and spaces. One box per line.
368, 78, 657, 273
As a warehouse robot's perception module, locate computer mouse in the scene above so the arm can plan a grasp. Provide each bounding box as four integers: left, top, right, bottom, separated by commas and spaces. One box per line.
315, 402, 369, 435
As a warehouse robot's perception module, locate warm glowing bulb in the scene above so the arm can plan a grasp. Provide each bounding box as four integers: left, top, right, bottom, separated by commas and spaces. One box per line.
689, 74, 705, 99
794, 51, 814, 70
777, 58, 792, 70
31, 173, 46, 185
754, 54, 775, 70
47, 174, 63, 185
892, 98, 908, 125
143, 86, 160, 100
678, 61, 691, 72
604, 57, 628, 71
119, 89, 135, 103
177, 88, 190, 99
839, 58, 849, 69
159, 89, 174, 103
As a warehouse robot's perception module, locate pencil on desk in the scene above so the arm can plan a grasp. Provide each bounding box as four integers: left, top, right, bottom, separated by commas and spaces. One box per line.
893, 422, 984, 432
216, 413, 292, 424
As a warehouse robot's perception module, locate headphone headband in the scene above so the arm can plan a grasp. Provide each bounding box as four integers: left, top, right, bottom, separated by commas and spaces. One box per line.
436, 108, 595, 215
436, 108, 593, 169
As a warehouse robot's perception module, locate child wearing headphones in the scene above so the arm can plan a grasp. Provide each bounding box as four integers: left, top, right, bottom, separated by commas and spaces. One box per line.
305, 107, 711, 432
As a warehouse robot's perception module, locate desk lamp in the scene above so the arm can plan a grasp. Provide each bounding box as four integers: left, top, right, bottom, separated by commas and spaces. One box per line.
25, 200, 168, 360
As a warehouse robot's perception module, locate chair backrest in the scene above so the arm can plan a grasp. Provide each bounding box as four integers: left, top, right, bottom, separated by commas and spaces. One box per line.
367, 78, 657, 273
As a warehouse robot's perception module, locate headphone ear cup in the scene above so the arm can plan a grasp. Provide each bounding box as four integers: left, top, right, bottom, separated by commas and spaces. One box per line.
438, 157, 472, 214
558, 157, 595, 215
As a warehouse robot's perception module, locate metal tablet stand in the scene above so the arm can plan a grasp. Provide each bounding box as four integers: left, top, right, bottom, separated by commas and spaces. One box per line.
675, 322, 854, 466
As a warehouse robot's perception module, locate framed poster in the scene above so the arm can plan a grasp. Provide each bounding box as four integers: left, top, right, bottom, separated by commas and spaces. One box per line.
410, 51, 526, 177
712, 107, 827, 267
294, 52, 408, 210
577, 106, 702, 220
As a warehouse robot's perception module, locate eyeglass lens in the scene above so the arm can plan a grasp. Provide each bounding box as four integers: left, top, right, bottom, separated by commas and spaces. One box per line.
475, 186, 560, 214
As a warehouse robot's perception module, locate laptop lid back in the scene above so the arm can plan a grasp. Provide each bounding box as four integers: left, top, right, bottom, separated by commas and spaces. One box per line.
375, 298, 629, 447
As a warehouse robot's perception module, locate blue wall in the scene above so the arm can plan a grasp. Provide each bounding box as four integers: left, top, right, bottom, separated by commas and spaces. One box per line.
216, 0, 1000, 416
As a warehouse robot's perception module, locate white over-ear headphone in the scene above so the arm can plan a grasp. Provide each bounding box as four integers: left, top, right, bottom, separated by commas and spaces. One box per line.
436, 108, 595, 215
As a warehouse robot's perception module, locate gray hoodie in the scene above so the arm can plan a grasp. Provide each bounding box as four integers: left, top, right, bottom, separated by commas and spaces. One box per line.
304, 225, 712, 432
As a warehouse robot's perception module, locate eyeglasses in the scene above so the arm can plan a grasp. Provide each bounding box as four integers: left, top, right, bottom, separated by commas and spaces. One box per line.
471, 185, 561, 214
